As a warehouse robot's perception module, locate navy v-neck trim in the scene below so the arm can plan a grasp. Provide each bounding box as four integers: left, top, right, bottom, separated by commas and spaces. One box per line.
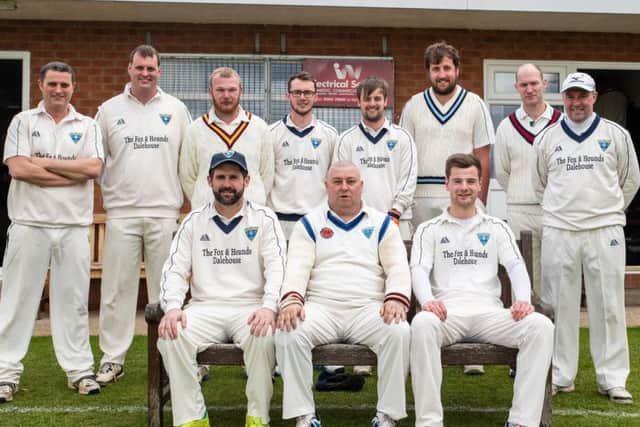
213, 215, 243, 234
283, 116, 314, 138
327, 210, 366, 231
358, 123, 388, 144
423, 88, 467, 125
560, 116, 600, 143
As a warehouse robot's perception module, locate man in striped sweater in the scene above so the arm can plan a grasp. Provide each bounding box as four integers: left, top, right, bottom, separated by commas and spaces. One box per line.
494, 63, 561, 307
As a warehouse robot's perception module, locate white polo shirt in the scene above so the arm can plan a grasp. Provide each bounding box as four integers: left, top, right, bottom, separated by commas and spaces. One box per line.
96, 85, 192, 218
3, 102, 104, 227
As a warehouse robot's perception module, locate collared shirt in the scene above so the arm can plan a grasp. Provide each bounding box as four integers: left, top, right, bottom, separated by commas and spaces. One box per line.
3, 102, 104, 227
160, 200, 286, 312
411, 210, 522, 312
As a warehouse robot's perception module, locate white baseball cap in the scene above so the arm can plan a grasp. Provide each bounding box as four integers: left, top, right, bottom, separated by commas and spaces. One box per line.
561, 72, 596, 93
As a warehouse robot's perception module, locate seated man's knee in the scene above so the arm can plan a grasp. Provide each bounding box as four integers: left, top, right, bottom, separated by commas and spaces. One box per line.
385, 319, 410, 344
275, 327, 309, 351
411, 311, 441, 335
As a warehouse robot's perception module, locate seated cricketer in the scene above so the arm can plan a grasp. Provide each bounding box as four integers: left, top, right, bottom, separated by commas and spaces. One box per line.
410, 153, 554, 427
275, 160, 411, 427
157, 151, 286, 427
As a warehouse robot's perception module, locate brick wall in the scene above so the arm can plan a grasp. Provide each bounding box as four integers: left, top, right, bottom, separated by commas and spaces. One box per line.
3, 20, 640, 116
3, 20, 640, 214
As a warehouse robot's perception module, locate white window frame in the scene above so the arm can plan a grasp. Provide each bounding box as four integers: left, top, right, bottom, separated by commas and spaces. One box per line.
0, 50, 31, 110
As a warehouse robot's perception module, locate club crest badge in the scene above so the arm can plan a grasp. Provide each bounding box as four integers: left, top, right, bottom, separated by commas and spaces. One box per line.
311, 138, 321, 149
477, 233, 490, 246
245, 227, 258, 241
386, 140, 397, 151
69, 132, 82, 143
159, 114, 172, 125
598, 139, 611, 152
362, 226, 374, 239
320, 227, 334, 239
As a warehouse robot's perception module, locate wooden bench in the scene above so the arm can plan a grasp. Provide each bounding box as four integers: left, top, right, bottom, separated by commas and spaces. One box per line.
145, 230, 552, 427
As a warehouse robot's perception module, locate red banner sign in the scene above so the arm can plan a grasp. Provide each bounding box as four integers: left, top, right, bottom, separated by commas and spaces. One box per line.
303, 59, 394, 108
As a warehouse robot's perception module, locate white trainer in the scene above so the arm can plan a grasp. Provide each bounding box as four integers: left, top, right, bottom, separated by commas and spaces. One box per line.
296, 413, 321, 427
68, 376, 101, 395
598, 386, 633, 404
96, 362, 124, 385
0, 383, 17, 403
551, 383, 575, 396
371, 412, 396, 427
463, 365, 485, 375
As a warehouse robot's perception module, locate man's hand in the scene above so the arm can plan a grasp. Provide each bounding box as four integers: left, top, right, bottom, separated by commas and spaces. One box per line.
510, 300, 534, 321
248, 308, 277, 337
422, 299, 447, 321
158, 308, 186, 340
276, 304, 305, 332
380, 300, 407, 324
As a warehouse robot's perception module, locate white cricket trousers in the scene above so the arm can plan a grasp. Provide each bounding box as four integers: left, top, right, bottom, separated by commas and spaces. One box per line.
0, 223, 95, 384
542, 225, 629, 390
411, 309, 553, 427
506, 204, 544, 304
99, 216, 178, 366
157, 302, 275, 426
275, 301, 410, 420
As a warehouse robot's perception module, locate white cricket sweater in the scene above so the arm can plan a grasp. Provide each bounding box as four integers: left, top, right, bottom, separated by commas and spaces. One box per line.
96, 86, 192, 218
267, 114, 337, 217
334, 119, 417, 219
400, 85, 494, 198
281, 202, 411, 309
179, 108, 273, 209
533, 115, 640, 231
3, 102, 104, 227
494, 104, 561, 206
159, 201, 286, 313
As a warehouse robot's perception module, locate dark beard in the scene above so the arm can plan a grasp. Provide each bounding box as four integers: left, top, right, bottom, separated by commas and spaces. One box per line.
431, 80, 456, 95
214, 187, 243, 206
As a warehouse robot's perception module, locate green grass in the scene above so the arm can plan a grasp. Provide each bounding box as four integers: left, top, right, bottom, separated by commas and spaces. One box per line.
0, 329, 639, 426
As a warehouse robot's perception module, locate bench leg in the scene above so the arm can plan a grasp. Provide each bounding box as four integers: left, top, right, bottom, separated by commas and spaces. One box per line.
148, 326, 163, 427
540, 365, 552, 426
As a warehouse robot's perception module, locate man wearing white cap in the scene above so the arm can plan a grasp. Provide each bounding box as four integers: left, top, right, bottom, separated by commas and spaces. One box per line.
533, 71, 640, 403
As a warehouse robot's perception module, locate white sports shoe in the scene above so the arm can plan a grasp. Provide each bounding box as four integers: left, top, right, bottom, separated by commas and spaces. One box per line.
551, 383, 575, 396
96, 362, 124, 385
371, 412, 396, 427
463, 365, 485, 375
0, 383, 17, 403
296, 413, 321, 427
68, 376, 101, 395
598, 386, 633, 404
197, 365, 210, 384
353, 365, 373, 376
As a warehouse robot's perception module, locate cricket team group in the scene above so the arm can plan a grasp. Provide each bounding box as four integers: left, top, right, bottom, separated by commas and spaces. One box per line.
0, 40, 638, 427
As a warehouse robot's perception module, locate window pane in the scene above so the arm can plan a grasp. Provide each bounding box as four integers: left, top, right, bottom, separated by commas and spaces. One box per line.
494, 72, 516, 94
489, 104, 518, 130
544, 72, 560, 93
